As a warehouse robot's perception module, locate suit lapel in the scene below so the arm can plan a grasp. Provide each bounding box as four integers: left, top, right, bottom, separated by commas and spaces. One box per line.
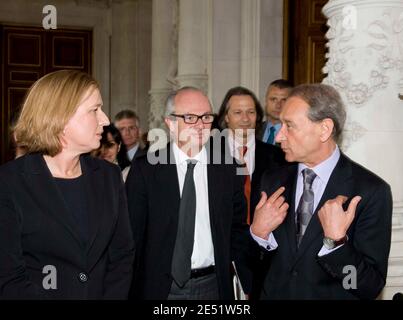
282, 166, 299, 256
252, 140, 262, 187
205, 142, 225, 250
159, 145, 181, 227
206, 162, 221, 248
295, 154, 353, 262
24, 153, 83, 247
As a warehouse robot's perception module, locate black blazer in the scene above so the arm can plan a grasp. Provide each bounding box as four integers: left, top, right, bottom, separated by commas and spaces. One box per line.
250, 139, 287, 220
259, 153, 393, 299
232, 139, 287, 296
0, 153, 134, 299
125, 143, 250, 299
257, 121, 282, 148
217, 131, 287, 221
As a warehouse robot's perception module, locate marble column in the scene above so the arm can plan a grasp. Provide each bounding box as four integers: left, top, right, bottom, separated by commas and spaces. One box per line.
110, 0, 137, 118
323, 0, 403, 299
176, 0, 210, 94
148, 0, 177, 129
240, 0, 261, 96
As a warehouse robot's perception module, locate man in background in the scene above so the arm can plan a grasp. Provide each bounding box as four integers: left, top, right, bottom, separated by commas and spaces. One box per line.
260, 79, 292, 145
114, 110, 144, 162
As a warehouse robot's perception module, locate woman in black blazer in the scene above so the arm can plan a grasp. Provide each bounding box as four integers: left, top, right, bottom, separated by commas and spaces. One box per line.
0, 70, 134, 299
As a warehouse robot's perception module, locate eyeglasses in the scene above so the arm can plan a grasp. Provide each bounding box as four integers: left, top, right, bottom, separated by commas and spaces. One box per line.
170, 113, 215, 124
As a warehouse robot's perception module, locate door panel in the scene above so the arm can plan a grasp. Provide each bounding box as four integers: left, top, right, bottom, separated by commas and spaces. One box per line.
0, 25, 92, 164
284, 0, 328, 85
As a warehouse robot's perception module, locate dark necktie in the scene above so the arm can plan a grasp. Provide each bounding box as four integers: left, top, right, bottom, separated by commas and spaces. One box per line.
171, 160, 197, 287
239, 146, 251, 224
296, 168, 317, 247
267, 126, 276, 145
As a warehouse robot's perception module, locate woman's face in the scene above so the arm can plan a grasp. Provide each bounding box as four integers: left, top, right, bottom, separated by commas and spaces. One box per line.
100, 132, 120, 163
63, 87, 109, 154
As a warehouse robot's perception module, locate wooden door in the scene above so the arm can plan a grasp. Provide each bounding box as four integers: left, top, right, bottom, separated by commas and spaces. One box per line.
0, 25, 92, 164
283, 0, 328, 85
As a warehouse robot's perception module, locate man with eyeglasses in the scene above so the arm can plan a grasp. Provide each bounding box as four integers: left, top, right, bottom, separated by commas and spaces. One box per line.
114, 109, 145, 164
126, 87, 250, 300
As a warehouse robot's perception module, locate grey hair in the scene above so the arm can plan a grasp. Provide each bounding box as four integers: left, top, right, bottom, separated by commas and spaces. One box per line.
164, 86, 210, 118
289, 84, 346, 143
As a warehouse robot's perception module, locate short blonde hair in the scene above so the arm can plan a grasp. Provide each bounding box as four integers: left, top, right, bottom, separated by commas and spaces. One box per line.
14, 70, 99, 156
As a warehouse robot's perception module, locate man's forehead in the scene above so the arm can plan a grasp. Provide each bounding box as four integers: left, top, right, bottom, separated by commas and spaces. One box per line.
115, 118, 137, 126
228, 95, 255, 107
175, 90, 211, 112
268, 86, 290, 96
281, 97, 309, 118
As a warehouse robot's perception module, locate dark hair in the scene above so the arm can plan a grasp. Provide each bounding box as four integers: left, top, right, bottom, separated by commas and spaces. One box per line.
289, 83, 346, 143
101, 124, 131, 170
215, 86, 264, 131
268, 79, 293, 90
114, 109, 139, 124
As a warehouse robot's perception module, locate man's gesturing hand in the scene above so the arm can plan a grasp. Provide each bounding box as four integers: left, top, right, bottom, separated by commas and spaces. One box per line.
318, 195, 361, 240
250, 187, 289, 240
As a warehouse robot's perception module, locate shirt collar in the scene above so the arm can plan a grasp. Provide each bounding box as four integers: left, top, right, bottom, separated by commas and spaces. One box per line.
298, 145, 341, 183
268, 122, 282, 131
172, 142, 208, 166
227, 130, 255, 152
127, 143, 139, 157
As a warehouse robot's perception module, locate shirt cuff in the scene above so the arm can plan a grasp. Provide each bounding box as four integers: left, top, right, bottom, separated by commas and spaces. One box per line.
250, 228, 278, 251
317, 244, 345, 257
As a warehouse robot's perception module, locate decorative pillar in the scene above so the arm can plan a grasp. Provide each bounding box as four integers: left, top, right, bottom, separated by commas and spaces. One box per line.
323, 0, 403, 299
240, 0, 261, 96
110, 0, 137, 117
176, 0, 210, 94
148, 0, 177, 129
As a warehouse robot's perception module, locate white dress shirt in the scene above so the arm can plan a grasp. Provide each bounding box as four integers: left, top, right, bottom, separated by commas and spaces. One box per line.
227, 132, 255, 179
172, 142, 215, 269
251, 146, 343, 256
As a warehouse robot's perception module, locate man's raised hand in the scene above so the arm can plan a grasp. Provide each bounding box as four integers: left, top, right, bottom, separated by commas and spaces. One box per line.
251, 187, 289, 240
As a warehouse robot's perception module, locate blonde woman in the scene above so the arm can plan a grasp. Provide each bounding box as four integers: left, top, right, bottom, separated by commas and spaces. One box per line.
0, 70, 134, 299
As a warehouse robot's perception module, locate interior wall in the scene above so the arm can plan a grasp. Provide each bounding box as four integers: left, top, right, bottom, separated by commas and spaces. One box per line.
210, 0, 284, 111
259, 0, 284, 102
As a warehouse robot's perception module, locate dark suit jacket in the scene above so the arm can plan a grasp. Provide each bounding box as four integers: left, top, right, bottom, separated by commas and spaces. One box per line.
0, 153, 134, 299
237, 139, 287, 296
259, 153, 393, 299
258, 121, 281, 147
257, 121, 268, 141
250, 139, 287, 220
125, 142, 250, 300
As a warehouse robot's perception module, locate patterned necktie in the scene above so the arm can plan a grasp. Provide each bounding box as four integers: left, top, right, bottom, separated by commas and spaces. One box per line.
296, 168, 317, 247
171, 160, 197, 287
267, 126, 276, 145
240, 146, 251, 224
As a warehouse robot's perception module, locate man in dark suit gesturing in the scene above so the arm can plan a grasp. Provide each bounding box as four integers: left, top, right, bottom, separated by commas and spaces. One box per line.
126, 87, 249, 300
251, 84, 393, 299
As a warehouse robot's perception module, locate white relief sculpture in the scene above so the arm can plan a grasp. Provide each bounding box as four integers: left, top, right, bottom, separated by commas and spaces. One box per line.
324, 8, 403, 106
149, 90, 169, 130
340, 120, 367, 152
166, 0, 179, 88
